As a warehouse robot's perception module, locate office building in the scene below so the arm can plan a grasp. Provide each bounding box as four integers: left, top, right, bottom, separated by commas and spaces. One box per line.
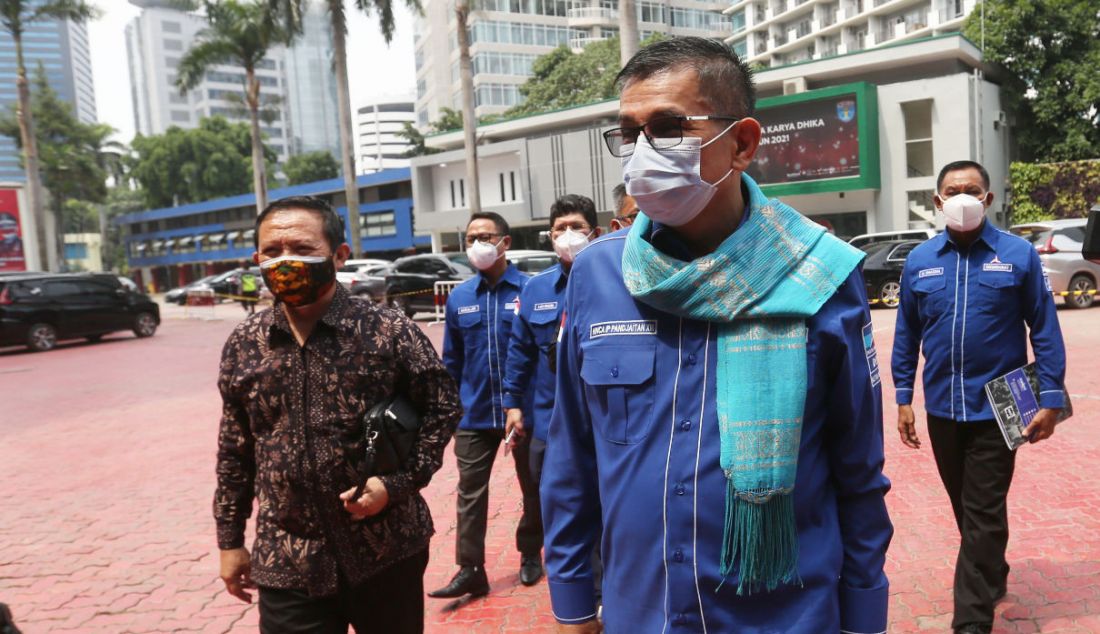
356, 95, 415, 174
125, 0, 340, 164
117, 169, 429, 291
412, 0, 733, 125
283, 2, 341, 157
0, 18, 96, 181
410, 35, 1010, 251
724, 0, 972, 66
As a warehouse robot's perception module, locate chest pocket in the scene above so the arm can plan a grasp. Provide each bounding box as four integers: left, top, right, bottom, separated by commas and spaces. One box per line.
580, 343, 657, 445
978, 270, 1019, 314
529, 309, 560, 347
457, 309, 484, 350
912, 273, 948, 321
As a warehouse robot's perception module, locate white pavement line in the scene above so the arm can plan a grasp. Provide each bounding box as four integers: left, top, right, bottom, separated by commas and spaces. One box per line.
1068, 393, 1100, 401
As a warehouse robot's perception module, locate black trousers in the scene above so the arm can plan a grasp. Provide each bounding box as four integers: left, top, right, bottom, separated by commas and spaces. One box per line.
454, 428, 543, 567
927, 414, 1017, 629
257, 549, 429, 634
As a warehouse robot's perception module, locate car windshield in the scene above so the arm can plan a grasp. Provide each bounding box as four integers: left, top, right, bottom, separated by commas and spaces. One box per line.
860, 242, 896, 256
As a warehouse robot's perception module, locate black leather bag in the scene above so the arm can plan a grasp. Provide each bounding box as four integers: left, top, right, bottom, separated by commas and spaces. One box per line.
362, 394, 421, 476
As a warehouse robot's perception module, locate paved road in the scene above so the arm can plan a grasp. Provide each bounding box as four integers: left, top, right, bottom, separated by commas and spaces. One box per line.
2, 299, 1098, 633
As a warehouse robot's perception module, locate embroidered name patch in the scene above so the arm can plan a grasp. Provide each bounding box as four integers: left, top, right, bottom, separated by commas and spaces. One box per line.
534, 301, 558, 311
1043, 272, 1052, 291
504, 302, 517, 311
918, 267, 944, 279
862, 322, 881, 387
590, 320, 657, 338
983, 262, 1013, 273
457, 305, 479, 315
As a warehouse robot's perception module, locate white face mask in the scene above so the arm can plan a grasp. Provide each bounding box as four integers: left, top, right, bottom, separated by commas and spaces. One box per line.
620, 121, 738, 227
552, 228, 592, 264
940, 193, 986, 232
466, 239, 502, 271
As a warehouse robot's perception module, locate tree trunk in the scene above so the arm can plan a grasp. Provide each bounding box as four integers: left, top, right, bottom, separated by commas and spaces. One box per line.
455, 0, 481, 214
245, 67, 268, 215
14, 33, 53, 271
619, 0, 639, 63
329, 2, 361, 256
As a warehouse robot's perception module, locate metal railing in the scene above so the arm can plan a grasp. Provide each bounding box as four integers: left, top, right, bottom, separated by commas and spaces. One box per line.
566, 7, 618, 21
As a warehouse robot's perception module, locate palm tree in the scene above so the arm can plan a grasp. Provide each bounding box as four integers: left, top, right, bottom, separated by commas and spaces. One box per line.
272, 0, 421, 257
454, 0, 480, 214
618, 0, 639, 62
178, 0, 292, 214
0, 0, 97, 271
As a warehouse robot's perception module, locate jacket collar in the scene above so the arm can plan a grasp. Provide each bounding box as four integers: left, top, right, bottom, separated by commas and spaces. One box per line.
936, 218, 1000, 253
268, 283, 353, 342
477, 262, 524, 292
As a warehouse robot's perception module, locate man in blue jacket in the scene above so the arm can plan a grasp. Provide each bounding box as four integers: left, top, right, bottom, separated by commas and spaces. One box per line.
542, 37, 893, 633
430, 211, 543, 599
892, 160, 1067, 634
503, 194, 601, 500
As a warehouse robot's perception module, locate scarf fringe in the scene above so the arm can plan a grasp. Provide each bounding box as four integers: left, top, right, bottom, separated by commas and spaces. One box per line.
719, 480, 801, 596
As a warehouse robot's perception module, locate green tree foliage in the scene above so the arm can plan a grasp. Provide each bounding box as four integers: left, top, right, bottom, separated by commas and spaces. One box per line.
129, 117, 275, 209
397, 107, 476, 157
1009, 160, 1100, 223
284, 150, 340, 184
0, 66, 115, 218
964, 0, 1100, 162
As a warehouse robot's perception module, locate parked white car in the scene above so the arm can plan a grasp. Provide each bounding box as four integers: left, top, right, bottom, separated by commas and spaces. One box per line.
1011, 218, 1099, 309
847, 228, 938, 250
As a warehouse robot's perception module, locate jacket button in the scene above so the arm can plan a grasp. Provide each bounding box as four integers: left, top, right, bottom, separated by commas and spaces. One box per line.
610, 366, 619, 378
680, 419, 691, 431
675, 483, 685, 496
686, 353, 697, 365
673, 549, 684, 563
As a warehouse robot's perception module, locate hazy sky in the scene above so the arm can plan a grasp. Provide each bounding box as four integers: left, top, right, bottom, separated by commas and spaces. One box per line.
87, 0, 418, 144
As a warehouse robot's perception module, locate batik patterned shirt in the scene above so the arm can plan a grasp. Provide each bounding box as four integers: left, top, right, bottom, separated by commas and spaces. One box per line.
214, 285, 462, 596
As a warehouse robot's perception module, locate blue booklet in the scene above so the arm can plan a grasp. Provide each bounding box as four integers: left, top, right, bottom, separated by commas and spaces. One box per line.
984, 363, 1073, 450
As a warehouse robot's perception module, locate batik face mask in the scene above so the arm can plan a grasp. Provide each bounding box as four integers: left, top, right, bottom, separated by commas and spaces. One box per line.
259, 255, 336, 307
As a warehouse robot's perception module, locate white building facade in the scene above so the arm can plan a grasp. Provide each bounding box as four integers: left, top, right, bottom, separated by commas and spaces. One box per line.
412, 0, 735, 126
409, 35, 1011, 250
356, 96, 416, 174
724, 0, 973, 66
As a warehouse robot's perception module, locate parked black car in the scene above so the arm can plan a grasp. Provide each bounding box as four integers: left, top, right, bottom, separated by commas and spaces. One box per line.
165, 274, 217, 305
862, 240, 922, 308
0, 273, 161, 351
385, 254, 476, 316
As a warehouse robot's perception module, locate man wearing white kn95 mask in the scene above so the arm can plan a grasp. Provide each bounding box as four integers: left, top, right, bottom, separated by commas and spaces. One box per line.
541, 37, 892, 634
893, 160, 1067, 634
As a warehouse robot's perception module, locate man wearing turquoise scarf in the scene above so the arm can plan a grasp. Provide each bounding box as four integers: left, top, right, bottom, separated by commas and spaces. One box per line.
541, 37, 893, 633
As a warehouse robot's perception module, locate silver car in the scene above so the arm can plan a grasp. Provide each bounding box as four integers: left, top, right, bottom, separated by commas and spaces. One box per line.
1011, 218, 1099, 309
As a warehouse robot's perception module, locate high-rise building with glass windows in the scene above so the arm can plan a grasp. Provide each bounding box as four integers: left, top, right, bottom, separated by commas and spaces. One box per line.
723, 0, 973, 66
413, 0, 733, 125
125, 0, 340, 165
0, 15, 96, 181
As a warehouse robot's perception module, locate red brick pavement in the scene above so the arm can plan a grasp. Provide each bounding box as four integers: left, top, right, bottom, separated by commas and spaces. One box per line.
1, 301, 1098, 633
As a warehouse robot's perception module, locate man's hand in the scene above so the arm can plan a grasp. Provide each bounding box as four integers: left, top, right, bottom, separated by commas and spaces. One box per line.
340, 477, 390, 521
556, 620, 602, 633
1024, 408, 1059, 444
505, 408, 525, 452
897, 404, 921, 449
219, 547, 256, 603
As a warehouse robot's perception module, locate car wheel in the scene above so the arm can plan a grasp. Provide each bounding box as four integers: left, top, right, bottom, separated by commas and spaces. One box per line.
1066, 274, 1096, 309
26, 323, 57, 352
877, 278, 902, 309
133, 312, 158, 337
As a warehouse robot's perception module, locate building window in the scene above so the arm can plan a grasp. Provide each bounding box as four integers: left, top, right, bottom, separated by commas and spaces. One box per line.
510, 171, 517, 201
64, 243, 88, 260
906, 190, 935, 227
360, 211, 397, 238
475, 83, 523, 107
901, 100, 933, 178
170, 110, 191, 122
162, 20, 181, 33
450, 179, 467, 208
164, 39, 183, 51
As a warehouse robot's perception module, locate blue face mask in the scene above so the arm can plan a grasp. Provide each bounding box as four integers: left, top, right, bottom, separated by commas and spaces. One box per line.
620, 120, 738, 227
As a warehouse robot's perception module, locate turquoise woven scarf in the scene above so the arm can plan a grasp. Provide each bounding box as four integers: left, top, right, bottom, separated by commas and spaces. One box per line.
622, 174, 863, 594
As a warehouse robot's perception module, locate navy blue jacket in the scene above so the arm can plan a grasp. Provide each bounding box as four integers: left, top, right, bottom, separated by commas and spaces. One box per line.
502, 264, 568, 442
542, 223, 893, 633
442, 264, 528, 431
892, 220, 1067, 420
